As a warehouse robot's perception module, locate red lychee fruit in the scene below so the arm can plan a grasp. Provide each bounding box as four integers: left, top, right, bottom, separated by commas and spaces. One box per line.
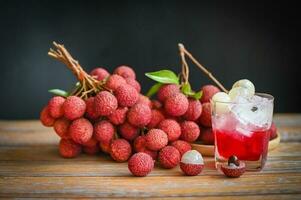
158, 146, 181, 169
90, 67, 110, 81
85, 97, 100, 120
164, 93, 189, 117
183, 98, 202, 121
221, 155, 246, 178
180, 121, 200, 142
180, 150, 204, 176
200, 128, 214, 145
99, 141, 111, 154
107, 107, 128, 125
114, 84, 139, 107
69, 118, 93, 144
94, 91, 118, 116
269, 122, 277, 140
137, 95, 152, 108
151, 100, 162, 109
171, 140, 192, 156
94, 120, 115, 143
125, 78, 141, 93
82, 136, 98, 147
48, 96, 65, 118
133, 136, 158, 160
110, 139, 132, 162
157, 84, 180, 102
59, 139, 81, 158
118, 122, 139, 141
198, 102, 212, 127
53, 118, 70, 139
63, 96, 86, 120
127, 103, 152, 127
40, 106, 55, 127
147, 109, 165, 129
105, 74, 127, 91
145, 129, 168, 151
128, 152, 154, 177
114, 65, 136, 79
157, 119, 181, 142
200, 85, 220, 103
83, 145, 100, 155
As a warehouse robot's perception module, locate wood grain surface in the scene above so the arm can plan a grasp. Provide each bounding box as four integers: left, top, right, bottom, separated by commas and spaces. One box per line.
0, 113, 300, 199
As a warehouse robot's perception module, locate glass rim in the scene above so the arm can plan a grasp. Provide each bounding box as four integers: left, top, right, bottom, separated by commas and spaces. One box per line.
210, 92, 274, 105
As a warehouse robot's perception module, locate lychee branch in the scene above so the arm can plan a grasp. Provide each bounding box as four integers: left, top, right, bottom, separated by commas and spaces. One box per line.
178, 43, 228, 93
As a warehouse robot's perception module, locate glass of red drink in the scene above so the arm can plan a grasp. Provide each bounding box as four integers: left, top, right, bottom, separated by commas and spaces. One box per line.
211, 93, 274, 171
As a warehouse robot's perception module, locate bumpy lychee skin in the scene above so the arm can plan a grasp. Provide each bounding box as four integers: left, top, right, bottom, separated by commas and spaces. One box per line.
158, 146, 181, 169
198, 102, 212, 127
90, 67, 110, 81
171, 140, 192, 156
180, 150, 204, 176
59, 139, 81, 158
128, 152, 154, 177
99, 141, 111, 154
63, 96, 86, 120
114, 65, 136, 79
127, 103, 152, 127
200, 128, 214, 145
110, 139, 132, 162
48, 96, 65, 118
94, 120, 115, 143
53, 118, 70, 139
85, 97, 100, 120
105, 74, 127, 91
40, 106, 55, 127
183, 98, 202, 121
158, 119, 181, 142
69, 118, 93, 144
180, 121, 200, 142
200, 85, 220, 103
94, 91, 118, 116
125, 78, 141, 93
137, 95, 152, 108
114, 84, 139, 107
221, 156, 246, 178
164, 93, 189, 117
157, 84, 180, 102
107, 107, 128, 125
82, 136, 98, 147
147, 109, 165, 129
145, 129, 168, 151
118, 122, 139, 141
151, 100, 162, 109
133, 136, 158, 160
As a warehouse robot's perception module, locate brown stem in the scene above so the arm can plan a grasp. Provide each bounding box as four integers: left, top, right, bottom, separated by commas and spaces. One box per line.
178, 44, 189, 84
178, 43, 228, 93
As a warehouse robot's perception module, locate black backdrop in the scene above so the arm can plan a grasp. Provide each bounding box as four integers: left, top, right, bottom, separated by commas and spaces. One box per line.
0, 0, 300, 119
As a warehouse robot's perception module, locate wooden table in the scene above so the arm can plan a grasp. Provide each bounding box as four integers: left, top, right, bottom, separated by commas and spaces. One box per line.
0, 114, 300, 199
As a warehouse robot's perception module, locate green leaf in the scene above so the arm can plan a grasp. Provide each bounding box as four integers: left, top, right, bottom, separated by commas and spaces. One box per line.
191, 90, 203, 100
146, 83, 163, 97
181, 83, 193, 95
145, 70, 179, 84
48, 89, 69, 97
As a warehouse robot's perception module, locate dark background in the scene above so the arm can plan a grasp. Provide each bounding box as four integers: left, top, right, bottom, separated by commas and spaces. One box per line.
0, 0, 300, 119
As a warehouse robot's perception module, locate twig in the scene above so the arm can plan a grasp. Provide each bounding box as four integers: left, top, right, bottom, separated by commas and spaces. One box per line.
178, 44, 190, 84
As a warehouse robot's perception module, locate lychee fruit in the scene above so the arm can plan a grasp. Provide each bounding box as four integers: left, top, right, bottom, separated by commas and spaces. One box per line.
183, 98, 202, 121
180, 150, 204, 176
99, 141, 111, 154
158, 146, 181, 169
83, 145, 100, 155
94, 120, 115, 143
180, 121, 200, 142
59, 139, 81, 158
137, 95, 152, 108
200, 128, 214, 145
200, 85, 220, 103
118, 122, 139, 141
128, 152, 154, 177
157, 84, 180, 102
110, 139, 132, 162
40, 106, 55, 127
114, 84, 139, 107
127, 103, 152, 127
94, 91, 118, 116
221, 155, 246, 178
147, 109, 165, 129
145, 129, 168, 151
171, 140, 192, 156
133, 136, 158, 160
90, 67, 110, 81
85, 97, 100, 120
107, 107, 128, 125
48, 96, 65, 118
69, 118, 93, 144
164, 93, 189, 117
82, 136, 98, 147
151, 100, 162, 109
198, 102, 212, 127
125, 78, 141, 93
63, 96, 86, 120
157, 119, 181, 142
269, 122, 277, 140
105, 74, 127, 91
53, 118, 70, 139
114, 65, 136, 79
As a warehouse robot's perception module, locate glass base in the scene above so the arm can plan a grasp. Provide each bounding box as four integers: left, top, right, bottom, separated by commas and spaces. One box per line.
215, 155, 266, 171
